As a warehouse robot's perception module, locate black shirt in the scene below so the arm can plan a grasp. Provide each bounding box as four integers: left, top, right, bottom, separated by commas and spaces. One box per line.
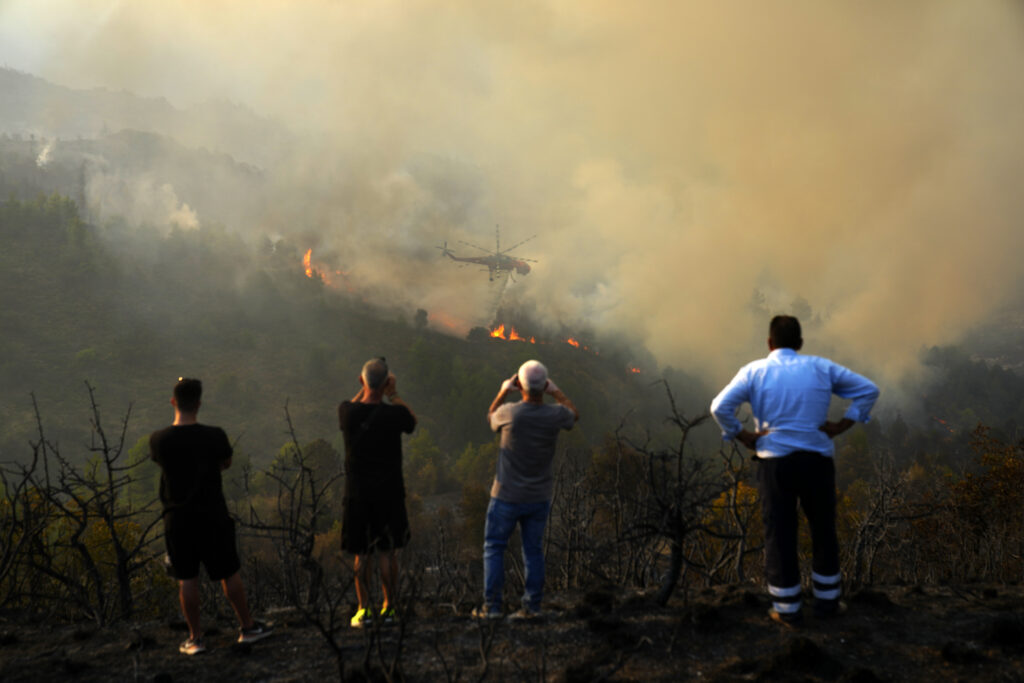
338, 401, 416, 500
150, 424, 232, 521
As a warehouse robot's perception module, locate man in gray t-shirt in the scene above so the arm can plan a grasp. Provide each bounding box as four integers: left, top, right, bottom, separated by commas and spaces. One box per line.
473, 360, 578, 619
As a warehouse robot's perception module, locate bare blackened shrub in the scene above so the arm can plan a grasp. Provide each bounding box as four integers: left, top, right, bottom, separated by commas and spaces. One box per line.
547, 447, 597, 590
240, 403, 342, 607
0, 438, 47, 609
419, 508, 477, 614
546, 383, 748, 603
627, 400, 722, 606
839, 448, 913, 588
547, 382, 727, 606
0, 386, 165, 624
239, 403, 355, 677
546, 434, 662, 591
691, 443, 762, 585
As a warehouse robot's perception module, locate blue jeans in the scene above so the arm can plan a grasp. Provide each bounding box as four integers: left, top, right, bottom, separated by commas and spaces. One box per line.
483, 497, 550, 612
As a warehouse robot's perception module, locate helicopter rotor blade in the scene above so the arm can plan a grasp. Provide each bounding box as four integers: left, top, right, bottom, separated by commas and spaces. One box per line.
501, 234, 537, 254
457, 240, 495, 255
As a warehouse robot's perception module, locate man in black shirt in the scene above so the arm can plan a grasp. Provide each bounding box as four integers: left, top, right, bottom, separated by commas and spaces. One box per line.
338, 358, 417, 627
150, 378, 272, 655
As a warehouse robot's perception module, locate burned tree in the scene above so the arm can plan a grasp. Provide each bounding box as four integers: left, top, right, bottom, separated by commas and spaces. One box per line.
696, 442, 762, 584
624, 381, 726, 606
241, 403, 342, 607
1, 385, 163, 624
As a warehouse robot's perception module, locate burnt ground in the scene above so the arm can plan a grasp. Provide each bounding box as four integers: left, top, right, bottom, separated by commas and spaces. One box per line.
3, 584, 1024, 682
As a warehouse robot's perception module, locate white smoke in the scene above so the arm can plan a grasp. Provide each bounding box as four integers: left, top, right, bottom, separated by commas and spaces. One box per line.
87, 170, 199, 231
5, 0, 1024, 386
36, 141, 53, 167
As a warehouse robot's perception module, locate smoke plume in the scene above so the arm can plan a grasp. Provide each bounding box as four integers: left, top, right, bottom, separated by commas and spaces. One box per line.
3, 0, 1023, 385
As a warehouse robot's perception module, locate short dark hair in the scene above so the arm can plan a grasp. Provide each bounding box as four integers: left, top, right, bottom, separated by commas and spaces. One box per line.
174, 377, 202, 412
769, 315, 803, 350
361, 358, 389, 390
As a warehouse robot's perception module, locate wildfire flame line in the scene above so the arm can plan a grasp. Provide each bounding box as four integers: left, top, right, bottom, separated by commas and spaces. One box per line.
488, 325, 597, 353
485, 323, 634, 369
490, 324, 536, 343
303, 248, 314, 278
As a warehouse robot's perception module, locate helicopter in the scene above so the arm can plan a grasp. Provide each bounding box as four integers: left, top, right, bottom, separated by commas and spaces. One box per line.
437, 225, 538, 282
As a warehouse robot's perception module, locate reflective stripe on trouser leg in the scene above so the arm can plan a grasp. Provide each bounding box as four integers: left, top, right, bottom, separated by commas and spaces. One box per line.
758, 457, 801, 601
812, 571, 841, 601
768, 583, 802, 614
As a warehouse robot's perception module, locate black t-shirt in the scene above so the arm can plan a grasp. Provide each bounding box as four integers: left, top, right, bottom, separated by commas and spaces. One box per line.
150, 424, 232, 521
338, 401, 416, 500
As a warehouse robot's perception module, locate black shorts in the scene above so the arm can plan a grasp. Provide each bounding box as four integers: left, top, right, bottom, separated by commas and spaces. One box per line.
341, 496, 410, 555
164, 514, 241, 581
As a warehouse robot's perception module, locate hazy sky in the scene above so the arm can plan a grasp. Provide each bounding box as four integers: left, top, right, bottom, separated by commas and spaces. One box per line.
3, 0, 1023, 383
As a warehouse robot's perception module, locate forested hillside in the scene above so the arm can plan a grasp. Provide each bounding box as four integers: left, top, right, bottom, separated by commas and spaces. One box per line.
2, 182, 1023, 480
0, 192, 700, 471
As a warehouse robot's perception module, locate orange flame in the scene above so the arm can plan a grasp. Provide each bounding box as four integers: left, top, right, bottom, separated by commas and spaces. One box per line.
489, 324, 536, 343
303, 248, 314, 278
302, 248, 338, 286
629, 367, 641, 374
566, 337, 580, 348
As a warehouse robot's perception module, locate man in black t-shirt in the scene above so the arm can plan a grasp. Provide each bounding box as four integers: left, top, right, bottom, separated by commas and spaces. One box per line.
150, 378, 272, 655
338, 358, 417, 627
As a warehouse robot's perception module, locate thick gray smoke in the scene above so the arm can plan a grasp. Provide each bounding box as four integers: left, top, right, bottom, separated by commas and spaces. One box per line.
3, 0, 1023, 385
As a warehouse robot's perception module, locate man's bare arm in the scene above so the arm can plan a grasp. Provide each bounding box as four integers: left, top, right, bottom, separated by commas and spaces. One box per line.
550, 388, 579, 422
543, 379, 578, 421
488, 376, 519, 417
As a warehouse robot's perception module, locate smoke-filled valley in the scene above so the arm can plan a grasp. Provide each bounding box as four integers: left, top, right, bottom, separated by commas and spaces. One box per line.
4, 0, 1024, 384
1, 57, 1022, 464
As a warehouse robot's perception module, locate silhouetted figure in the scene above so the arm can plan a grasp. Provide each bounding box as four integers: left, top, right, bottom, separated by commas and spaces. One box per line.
338, 358, 417, 627
150, 378, 273, 655
711, 316, 879, 626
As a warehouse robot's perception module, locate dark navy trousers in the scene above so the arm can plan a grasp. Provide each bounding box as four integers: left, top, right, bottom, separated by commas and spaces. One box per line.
757, 451, 841, 614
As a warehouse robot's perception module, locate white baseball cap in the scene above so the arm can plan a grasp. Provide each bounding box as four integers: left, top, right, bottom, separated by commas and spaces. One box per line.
517, 360, 548, 392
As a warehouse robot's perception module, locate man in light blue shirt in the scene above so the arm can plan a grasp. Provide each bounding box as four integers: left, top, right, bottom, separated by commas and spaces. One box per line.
711, 315, 878, 626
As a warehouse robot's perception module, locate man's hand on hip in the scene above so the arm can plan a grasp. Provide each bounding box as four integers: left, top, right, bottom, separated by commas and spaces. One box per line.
820, 418, 855, 439
736, 429, 767, 451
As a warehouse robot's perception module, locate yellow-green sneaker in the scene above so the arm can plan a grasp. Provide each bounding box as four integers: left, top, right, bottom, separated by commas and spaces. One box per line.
380, 606, 397, 625
350, 607, 373, 628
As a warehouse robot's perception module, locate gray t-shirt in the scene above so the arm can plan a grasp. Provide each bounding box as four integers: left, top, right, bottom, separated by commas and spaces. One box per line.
489, 401, 576, 503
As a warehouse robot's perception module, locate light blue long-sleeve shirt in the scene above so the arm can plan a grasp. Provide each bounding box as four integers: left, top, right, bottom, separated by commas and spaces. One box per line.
710, 348, 879, 458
